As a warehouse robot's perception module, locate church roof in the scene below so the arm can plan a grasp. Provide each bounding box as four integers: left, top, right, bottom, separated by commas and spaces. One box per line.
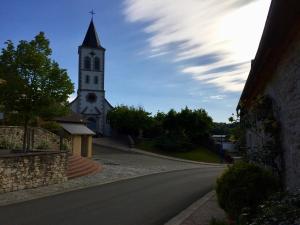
81, 19, 103, 49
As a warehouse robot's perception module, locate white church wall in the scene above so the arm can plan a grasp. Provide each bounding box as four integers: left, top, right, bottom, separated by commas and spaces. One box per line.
79, 48, 104, 70
78, 91, 105, 115
103, 100, 113, 136
79, 47, 104, 91
70, 20, 112, 137
80, 71, 103, 91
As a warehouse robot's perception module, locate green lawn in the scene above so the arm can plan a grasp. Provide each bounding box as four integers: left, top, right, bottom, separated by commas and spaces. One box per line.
136, 139, 221, 163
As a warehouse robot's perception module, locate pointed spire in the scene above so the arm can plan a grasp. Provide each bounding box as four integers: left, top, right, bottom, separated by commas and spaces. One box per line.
81, 20, 102, 49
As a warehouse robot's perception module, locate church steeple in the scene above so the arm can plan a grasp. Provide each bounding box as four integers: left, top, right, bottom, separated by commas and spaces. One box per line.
82, 20, 102, 49
70, 15, 113, 136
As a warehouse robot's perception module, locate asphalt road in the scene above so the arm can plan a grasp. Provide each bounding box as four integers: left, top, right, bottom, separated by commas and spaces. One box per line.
0, 167, 223, 225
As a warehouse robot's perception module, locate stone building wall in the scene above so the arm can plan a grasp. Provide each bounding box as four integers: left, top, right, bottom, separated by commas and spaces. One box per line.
263, 35, 300, 191
0, 126, 71, 151
0, 152, 68, 193
245, 32, 300, 191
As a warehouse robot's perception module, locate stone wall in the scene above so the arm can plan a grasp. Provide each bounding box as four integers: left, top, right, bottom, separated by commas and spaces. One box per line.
264, 34, 300, 192
0, 126, 71, 151
0, 152, 68, 193
245, 32, 300, 191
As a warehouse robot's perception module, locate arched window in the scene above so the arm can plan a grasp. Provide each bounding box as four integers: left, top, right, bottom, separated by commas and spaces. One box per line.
84, 56, 91, 70
94, 57, 100, 71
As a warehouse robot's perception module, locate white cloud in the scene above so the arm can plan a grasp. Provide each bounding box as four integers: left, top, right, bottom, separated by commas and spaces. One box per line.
123, 0, 271, 92
210, 95, 226, 100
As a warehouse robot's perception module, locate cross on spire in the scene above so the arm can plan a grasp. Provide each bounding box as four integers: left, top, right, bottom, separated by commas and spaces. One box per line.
89, 10, 95, 19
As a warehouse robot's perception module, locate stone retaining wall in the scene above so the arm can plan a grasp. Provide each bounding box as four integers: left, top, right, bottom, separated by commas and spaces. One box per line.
0, 152, 68, 193
0, 126, 71, 151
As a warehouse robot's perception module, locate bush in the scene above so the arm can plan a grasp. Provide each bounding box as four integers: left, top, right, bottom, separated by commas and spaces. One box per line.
107, 105, 152, 136
40, 121, 61, 133
210, 218, 229, 225
36, 140, 50, 149
248, 191, 300, 225
155, 133, 193, 152
224, 150, 234, 164
0, 137, 21, 150
216, 162, 280, 220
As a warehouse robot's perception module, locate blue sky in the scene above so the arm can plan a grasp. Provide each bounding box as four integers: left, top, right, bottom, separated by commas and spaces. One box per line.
0, 0, 271, 122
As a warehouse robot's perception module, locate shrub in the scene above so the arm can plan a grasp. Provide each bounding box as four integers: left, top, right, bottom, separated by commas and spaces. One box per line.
216, 162, 280, 220
155, 133, 193, 152
36, 140, 50, 150
40, 121, 61, 133
224, 150, 234, 164
0, 137, 20, 150
248, 191, 300, 225
210, 218, 229, 225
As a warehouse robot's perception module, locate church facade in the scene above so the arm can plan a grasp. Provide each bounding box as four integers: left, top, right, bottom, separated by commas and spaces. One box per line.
70, 19, 113, 136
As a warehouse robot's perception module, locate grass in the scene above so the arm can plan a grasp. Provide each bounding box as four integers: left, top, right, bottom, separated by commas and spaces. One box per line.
136, 139, 221, 163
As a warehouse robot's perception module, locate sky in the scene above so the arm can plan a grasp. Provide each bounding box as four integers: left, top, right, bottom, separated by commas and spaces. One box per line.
0, 0, 271, 122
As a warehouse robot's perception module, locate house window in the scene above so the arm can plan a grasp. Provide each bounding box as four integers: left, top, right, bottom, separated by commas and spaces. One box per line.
85, 75, 90, 84
84, 56, 91, 70
94, 76, 98, 84
94, 57, 100, 71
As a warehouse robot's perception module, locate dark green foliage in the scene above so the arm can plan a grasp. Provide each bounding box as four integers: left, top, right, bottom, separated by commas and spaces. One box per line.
162, 107, 213, 145
249, 191, 300, 225
0, 32, 74, 151
155, 107, 214, 151
107, 105, 152, 136
216, 162, 280, 220
209, 218, 229, 225
108, 105, 214, 152
143, 112, 165, 138
155, 133, 193, 152
212, 122, 234, 136
40, 121, 61, 133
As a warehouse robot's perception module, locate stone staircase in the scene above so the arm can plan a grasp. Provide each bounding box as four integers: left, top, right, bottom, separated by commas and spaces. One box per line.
67, 155, 101, 179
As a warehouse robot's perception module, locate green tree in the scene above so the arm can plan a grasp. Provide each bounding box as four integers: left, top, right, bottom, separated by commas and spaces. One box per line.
154, 107, 213, 151
107, 105, 152, 136
0, 32, 74, 151
163, 107, 213, 144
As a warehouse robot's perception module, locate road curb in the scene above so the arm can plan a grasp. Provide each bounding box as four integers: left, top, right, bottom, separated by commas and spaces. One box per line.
93, 141, 226, 167
164, 190, 215, 225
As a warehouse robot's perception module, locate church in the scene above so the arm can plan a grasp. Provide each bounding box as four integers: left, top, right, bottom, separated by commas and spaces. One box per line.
70, 19, 113, 136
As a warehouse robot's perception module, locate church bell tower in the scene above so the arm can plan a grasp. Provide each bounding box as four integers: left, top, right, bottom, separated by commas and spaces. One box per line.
70, 18, 113, 136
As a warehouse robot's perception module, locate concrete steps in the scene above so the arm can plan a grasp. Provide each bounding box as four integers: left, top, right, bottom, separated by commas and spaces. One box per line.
67, 155, 101, 179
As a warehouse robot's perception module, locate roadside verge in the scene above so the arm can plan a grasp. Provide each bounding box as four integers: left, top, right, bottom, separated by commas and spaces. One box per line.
93, 140, 226, 167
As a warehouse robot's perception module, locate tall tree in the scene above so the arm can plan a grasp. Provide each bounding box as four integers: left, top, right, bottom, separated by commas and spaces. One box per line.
0, 32, 74, 151
107, 105, 152, 136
